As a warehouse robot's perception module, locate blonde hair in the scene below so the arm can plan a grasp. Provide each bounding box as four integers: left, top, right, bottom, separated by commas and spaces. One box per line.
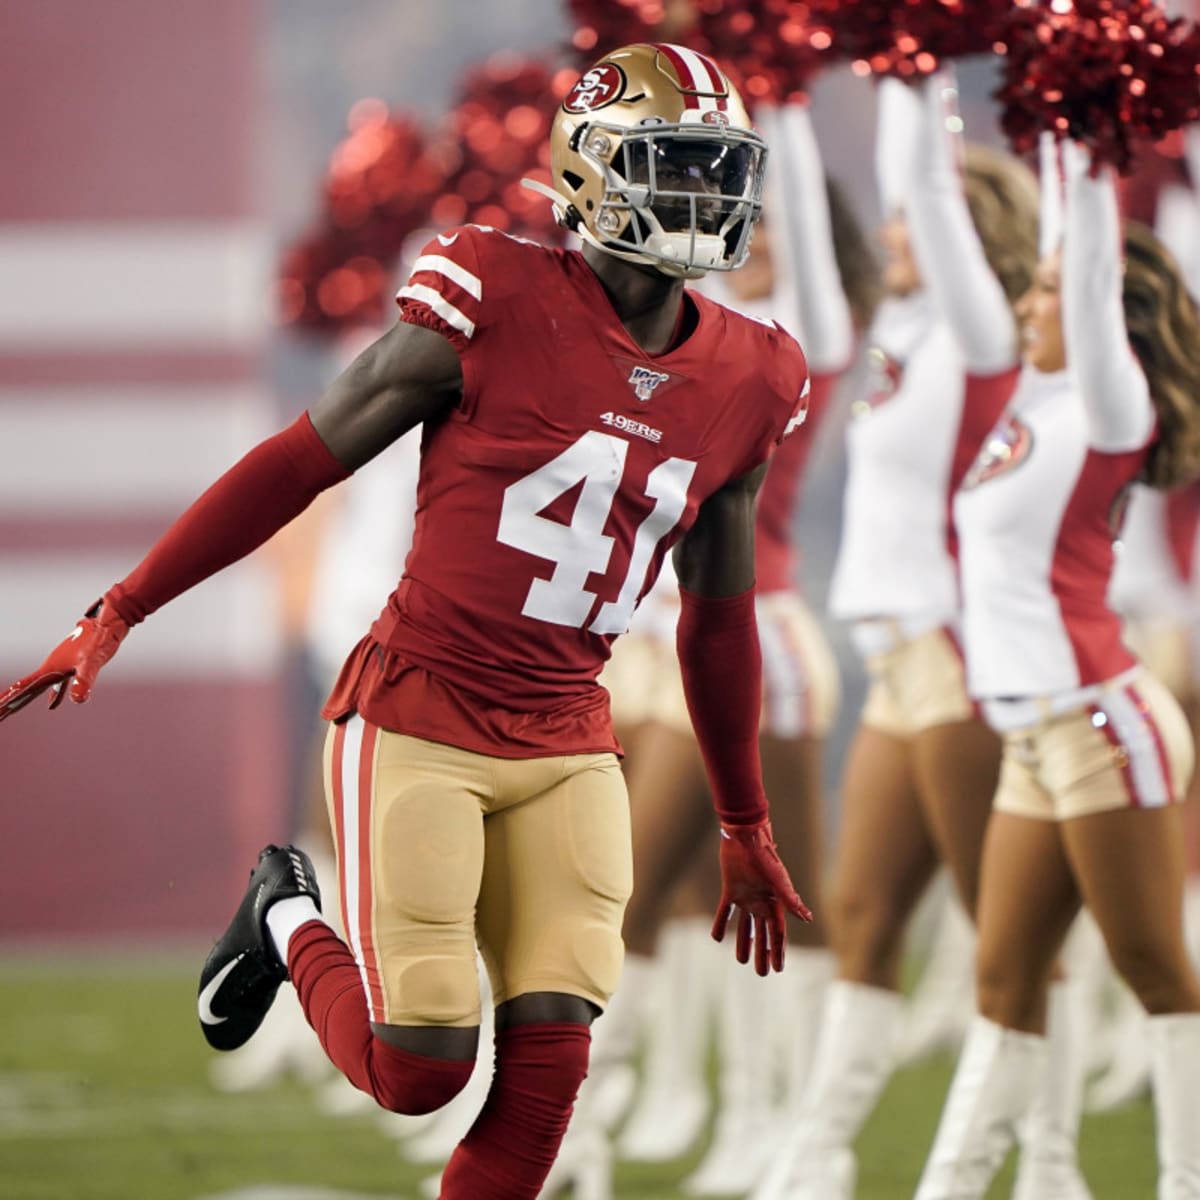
1122, 221, 1200, 490
963, 144, 1040, 307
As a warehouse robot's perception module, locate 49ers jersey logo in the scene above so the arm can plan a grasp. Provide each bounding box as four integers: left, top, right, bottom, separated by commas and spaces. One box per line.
564, 64, 626, 113
960, 414, 1034, 490
853, 345, 903, 416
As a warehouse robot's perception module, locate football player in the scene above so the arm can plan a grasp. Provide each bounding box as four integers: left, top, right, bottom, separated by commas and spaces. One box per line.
0, 43, 811, 1200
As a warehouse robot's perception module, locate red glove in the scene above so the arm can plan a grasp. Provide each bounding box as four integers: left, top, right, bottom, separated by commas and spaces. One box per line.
713, 818, 813, 976
0, 598, 129, 722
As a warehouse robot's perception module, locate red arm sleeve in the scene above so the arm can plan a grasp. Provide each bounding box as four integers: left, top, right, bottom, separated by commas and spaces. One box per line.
676, 586, 768, 827
106, 413, 350, 625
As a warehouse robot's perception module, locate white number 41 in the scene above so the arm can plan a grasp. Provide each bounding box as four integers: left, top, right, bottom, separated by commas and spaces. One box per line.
496, 431, 696, 634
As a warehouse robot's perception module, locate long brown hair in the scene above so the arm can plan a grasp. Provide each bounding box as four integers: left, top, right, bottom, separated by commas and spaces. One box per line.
962, 143, 1040, 307
1122, 221, 1200, 490
826, 175, 882, 330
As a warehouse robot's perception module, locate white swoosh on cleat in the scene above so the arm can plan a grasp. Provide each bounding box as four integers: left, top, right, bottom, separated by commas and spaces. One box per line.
198, 953, 246, 1025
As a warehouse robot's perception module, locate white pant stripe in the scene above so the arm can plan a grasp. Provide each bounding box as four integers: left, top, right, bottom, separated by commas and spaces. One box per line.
1098, 688, 1170, 808
337, 714, 375, 1005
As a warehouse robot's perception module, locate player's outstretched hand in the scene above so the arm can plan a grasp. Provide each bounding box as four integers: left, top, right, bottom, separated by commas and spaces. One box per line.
712, 817, 813, 976
0, 600, 129, 722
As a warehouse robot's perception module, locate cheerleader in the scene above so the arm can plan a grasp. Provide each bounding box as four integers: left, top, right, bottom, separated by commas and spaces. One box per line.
753, 75, 1040, 1200
914, 129, 1200, 1199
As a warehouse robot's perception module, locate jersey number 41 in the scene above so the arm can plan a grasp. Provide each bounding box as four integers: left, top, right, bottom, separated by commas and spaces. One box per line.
497, 431, 696, 635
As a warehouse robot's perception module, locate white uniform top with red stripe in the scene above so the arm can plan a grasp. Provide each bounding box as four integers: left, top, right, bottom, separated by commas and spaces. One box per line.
955, 144, 1156, 700
828, 292, 966, 625
829, 79, 973, 628
1109, 485, 1197, 623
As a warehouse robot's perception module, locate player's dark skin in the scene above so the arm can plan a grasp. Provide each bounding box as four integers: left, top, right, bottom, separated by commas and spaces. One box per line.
309, 241, 765, 1061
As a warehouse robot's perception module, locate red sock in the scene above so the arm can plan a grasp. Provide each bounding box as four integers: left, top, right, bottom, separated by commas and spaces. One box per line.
440, 1022, 591, 1200
287, 921, 472, 1113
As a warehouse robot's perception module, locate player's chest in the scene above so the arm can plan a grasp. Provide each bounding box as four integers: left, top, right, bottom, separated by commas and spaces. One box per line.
469, 328, 743, 490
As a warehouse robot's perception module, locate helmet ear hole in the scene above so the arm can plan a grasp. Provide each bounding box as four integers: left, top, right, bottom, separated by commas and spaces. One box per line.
562, 170, 585, 192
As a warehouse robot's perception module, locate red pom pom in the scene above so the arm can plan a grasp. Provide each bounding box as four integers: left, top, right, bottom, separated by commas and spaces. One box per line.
279, 53, 574, 338
695, 0, 835, 104
566, 0, 685, 61
811, 0, 1015, 77
564, 0, 834, 106
278, 108, 447, 335
437, 52, 569, 243
996, 0, 1200, 175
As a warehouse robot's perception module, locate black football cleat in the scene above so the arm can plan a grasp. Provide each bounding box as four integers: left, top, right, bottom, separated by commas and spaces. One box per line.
197, 843, 322, 1051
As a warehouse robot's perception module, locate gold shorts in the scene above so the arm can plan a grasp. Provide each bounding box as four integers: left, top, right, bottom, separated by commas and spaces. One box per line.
993, 671, 1195, 821
859, 626, 976, 738
323, 718, 633, 1027
599, 592, 840, 739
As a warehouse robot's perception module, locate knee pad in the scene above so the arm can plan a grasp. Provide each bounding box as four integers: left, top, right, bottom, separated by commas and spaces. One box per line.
567, 920, 626, 1007
391, 954, 482, 1026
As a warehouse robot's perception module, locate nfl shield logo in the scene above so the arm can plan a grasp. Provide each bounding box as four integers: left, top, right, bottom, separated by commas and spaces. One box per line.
627, 365, 670, 402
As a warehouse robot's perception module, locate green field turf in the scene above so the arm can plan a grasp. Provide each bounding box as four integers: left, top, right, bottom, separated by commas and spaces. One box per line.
0, 956, 1156, 1199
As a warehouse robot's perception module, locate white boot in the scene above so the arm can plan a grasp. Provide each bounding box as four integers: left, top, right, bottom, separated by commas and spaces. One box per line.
1086, 975, 1150, 1113
1012, 983, 1093, 1200
898, 891, 977, 1067
1147, 1012, 1200, 1200
914, 1016, 1046, 1200
751, 980, 902, 1200
538, 1092, 613, 1200
1063, 911, 1117, 1078
776, 947, 836, 1115
586, 950, 656, 1132
682, 954, 780, 1195
618, 924, 715, 1162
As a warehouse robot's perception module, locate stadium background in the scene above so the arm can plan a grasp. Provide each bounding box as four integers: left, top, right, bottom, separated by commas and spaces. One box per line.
0, 2, 1159, 1197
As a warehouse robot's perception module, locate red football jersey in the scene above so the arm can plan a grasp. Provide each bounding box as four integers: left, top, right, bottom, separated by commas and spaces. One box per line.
754, 370, 836, 594
324, 224, 808, 756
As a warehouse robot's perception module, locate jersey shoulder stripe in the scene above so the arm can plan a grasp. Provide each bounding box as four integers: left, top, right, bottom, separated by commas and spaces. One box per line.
396, 233, 486, 343
396, 282, 476, 339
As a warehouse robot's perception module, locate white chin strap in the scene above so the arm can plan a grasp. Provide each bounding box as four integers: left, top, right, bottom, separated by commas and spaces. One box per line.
521, 176, 714, 279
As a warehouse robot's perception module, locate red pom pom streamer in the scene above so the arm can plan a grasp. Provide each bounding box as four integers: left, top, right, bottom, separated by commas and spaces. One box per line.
564, 0, 833, 105
566, 0, 673, 60
805, 0, 1015, 77
277, 106, 449, 334
694, 0, 834, 104
278, 53, 578, 337
432, 52, 572, 242
996, 0, 1200, 175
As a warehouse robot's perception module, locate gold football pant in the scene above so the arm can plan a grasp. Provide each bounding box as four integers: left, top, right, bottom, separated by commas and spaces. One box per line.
324, 717, 633, 1027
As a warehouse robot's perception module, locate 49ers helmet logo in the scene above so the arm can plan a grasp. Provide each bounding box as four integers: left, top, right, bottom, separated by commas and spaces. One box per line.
564, 63, 627, 113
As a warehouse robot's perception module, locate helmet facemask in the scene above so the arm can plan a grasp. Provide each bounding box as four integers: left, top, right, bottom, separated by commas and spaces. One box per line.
582, 123, 766, 278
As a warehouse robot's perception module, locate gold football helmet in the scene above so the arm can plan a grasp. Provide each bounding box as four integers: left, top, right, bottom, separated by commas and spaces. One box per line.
524, 43, 767, 279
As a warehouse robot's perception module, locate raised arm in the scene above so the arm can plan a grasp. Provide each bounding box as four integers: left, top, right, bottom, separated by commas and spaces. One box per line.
0, 320, 461, 720
1061, 140, 1155, 451
903, 72, 1017, 374
757, 103, 853, 372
